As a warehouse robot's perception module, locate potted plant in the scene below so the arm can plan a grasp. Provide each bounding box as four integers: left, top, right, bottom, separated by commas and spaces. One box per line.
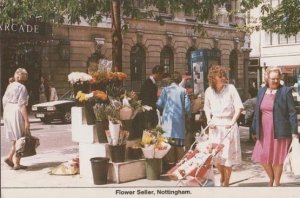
140, 126, 172, 180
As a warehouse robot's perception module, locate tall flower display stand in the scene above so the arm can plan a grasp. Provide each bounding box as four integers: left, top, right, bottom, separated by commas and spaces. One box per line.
71, 107, 146, 184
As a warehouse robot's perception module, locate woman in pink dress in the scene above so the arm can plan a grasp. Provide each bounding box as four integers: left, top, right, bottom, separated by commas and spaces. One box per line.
251, 67, 299, 186
204, 65, 244, 187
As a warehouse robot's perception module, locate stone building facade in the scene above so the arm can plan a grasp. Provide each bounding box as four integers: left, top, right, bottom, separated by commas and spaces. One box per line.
1, 1, 250, 108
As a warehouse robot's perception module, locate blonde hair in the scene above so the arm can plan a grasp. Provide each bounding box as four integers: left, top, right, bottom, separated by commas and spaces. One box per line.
264, 67, 282, 85
208, 65, 229, 90
14, 68, 28, 82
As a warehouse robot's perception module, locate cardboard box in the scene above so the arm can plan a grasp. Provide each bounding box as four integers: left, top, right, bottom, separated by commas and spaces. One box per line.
108, 159, 146, 183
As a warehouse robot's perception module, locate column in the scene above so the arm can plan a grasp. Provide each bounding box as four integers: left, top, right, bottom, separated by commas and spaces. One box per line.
242, 47, 252, 100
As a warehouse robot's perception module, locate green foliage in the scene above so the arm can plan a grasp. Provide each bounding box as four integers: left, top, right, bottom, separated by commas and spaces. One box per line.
93, 103, 108, 121
260, 0, 300, 36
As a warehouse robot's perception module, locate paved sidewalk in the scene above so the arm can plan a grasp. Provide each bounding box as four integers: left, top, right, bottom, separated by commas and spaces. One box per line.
1, 127, 300, 198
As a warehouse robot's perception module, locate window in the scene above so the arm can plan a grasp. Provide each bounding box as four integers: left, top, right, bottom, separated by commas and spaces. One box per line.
265, 32, 272, 45
130, 44, 146, 81
134, 0, 145, 9
272, 33, 278, 45
186, 47, 196, 75
296, 33, 300, 43
160, 46, 174, 74
279, 34, 287, 44
288, 36, 296, 44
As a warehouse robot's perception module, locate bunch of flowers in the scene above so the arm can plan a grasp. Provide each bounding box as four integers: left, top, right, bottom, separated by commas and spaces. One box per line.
105, 130, 129, 145
93, 90, 108, 102
105, 99, 122, 124
119, 91, 143, 120
93, 103, 108, 121
68, 72, 92, 85
140, 126, 171, 159
75, 91, 93, 102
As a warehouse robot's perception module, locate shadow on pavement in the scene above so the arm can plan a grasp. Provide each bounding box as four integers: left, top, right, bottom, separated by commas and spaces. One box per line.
237, 182, 300, 187
27, 161, 62, 171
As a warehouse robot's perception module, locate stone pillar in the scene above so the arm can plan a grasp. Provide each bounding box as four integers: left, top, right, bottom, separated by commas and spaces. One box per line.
242, 47, 252, 100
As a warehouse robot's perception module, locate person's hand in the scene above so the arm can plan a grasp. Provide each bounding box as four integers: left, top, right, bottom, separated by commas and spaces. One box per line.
208, 122, 216, 129
252, 134, 257, 142
24, 121, 30, 135
225, 120, 236, 129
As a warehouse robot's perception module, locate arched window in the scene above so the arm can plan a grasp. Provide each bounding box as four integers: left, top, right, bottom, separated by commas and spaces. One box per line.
186, 47, 196, 75
130, 44, 146, 81
160, 46, 174, 74
229, 50, 238, 85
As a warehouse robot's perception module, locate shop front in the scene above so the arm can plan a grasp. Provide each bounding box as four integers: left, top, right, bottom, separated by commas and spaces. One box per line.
0, 21, 52, 109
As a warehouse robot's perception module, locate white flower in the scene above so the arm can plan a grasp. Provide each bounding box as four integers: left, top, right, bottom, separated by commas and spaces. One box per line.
68, 72, 92, 84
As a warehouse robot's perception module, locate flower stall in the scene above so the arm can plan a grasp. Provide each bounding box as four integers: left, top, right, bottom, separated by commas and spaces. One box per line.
70, 60, 153, 184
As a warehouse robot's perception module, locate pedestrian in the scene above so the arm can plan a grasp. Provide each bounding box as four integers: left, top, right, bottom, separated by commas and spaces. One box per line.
49, 82, 58, 101
2, 68, 30, 170
156, 71, 191, 169
251, 67, 299, 187
243, 89, 257, 126
139, 65, 165, 128
39, 76, 50, 103
203, 65, 244, 187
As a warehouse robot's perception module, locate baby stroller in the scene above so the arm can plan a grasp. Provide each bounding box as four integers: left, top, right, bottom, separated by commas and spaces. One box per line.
167, 124, 233, 186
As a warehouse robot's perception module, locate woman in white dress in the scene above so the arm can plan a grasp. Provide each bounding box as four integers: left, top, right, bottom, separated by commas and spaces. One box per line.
2, 68, 30, 170
204, 65, 244, 186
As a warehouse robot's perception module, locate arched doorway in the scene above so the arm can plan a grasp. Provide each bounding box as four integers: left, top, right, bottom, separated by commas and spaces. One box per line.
186, 47, 196, 75
229, 50, 238, 85
130, 44, 146, 92
1, 42, 42, 108
160, 46, 174, 75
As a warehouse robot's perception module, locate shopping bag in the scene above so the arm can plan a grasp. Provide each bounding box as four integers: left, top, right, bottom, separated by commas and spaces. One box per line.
285, 138, 300, 176
16, 135, 40, 157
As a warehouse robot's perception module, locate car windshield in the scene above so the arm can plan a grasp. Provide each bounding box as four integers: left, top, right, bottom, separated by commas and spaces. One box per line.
59, 90, 74, 100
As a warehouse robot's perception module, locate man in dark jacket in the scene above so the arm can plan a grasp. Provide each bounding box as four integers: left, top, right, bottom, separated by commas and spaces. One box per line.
139, 65, 164, 129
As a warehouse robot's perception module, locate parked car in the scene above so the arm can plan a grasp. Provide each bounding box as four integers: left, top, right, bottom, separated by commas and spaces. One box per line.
31, 90, 75, 124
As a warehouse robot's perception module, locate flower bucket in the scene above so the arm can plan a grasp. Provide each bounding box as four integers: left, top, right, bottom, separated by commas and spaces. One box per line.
90, 157, 110, 185
108, 121, 121, 145
96, 120, 108, 143
109, 144, 126, 163
84, 103, 96, 125
145, 158, 162, 180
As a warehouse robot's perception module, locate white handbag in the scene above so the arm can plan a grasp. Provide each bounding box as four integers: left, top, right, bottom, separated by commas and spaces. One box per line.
284, 138, 300, 176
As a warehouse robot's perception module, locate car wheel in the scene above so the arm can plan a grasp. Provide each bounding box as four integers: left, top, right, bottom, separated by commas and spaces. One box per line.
41, 117, 51, 124
63, 111, 71, 123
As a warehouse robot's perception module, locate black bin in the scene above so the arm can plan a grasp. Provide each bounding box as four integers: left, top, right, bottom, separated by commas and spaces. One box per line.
90, 157, 110, 185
